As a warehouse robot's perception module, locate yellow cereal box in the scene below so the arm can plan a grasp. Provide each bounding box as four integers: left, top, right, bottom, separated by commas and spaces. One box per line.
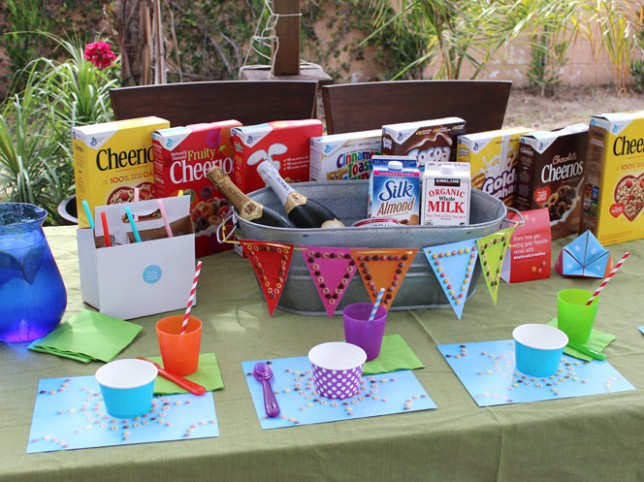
457, 127, 532, 206
72, 117, 169, 227
579, 112, 644, 245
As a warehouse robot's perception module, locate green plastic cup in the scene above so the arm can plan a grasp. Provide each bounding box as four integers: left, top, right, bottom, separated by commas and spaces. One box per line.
556, 289, 599, 344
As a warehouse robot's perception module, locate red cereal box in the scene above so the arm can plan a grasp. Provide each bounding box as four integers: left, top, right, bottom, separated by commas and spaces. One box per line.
231, 120, 323, 193
153, 120, 241, 257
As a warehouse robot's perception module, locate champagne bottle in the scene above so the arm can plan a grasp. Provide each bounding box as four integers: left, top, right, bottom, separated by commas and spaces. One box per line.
257, 161, 345, 229
206, 167, 293, 228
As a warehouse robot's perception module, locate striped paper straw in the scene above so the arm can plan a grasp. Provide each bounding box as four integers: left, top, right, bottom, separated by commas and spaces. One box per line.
181, 261, 203, 334
585, 252, 629, 306
369, 287, 386, 321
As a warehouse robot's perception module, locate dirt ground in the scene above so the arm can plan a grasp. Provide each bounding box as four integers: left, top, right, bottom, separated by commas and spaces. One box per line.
504, 85, 644, 130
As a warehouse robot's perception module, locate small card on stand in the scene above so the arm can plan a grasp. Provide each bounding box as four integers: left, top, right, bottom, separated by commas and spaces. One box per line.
501, 208, 552, 283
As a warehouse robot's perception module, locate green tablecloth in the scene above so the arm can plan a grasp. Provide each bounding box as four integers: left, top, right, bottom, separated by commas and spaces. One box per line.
1, 226, 643, 482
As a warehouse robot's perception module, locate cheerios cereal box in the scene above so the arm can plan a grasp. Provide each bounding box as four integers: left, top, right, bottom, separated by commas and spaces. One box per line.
152, 120, 242, 257
231, 119, 323, 193
579, 112, 644, 245
457, 127, 532, 207
72, 116, 169, 228
309, 130, 381, 181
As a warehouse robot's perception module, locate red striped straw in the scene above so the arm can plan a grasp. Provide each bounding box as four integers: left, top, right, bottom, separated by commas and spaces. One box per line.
181, 261, 203, 334
585, 252, 629, 306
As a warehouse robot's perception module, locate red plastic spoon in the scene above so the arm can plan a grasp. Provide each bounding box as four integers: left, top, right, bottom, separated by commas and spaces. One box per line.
138, 357, 207, 396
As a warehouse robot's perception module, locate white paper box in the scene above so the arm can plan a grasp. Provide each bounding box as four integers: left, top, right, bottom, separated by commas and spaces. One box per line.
77, 196, 196, 320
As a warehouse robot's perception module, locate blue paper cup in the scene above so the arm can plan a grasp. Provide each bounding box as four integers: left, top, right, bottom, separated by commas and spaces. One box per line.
95, 359, 158, 419
512, 324, 568, 377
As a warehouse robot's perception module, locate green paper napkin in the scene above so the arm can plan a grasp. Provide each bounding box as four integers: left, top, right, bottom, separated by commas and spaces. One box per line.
362, 335, 424, 375
148, 353, 224, 394
547, 318, 616, 362
28, 310, 142, 364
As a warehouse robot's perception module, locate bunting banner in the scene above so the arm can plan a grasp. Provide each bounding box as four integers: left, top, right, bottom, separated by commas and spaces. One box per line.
476, 227, 515, 304
239, 239, 295, 316
300, 246, 359, 318
351, 248, 418, 309
423, 239, 479, 320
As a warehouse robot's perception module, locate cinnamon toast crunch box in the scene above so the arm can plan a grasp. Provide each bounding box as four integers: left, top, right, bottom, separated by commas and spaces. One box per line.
152, 120, 241, 257
231, 120, 323, 193
579, 112, 644, 245
309, 130, 381, 181
72, 116, 169, 228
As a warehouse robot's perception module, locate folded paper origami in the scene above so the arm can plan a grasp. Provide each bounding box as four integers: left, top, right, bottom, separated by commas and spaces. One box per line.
555, 230, 612, 278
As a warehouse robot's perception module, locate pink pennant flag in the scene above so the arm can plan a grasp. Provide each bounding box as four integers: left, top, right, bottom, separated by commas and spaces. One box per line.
239, 239, 294, 316
301, 246, 358, 317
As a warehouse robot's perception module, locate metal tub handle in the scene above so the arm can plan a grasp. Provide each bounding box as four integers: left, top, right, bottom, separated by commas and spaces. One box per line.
216, 211, 237, 244
503, 207, 525, 227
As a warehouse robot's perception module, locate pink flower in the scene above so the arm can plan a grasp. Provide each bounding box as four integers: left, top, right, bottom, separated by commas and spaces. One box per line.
84, 41, 117, 70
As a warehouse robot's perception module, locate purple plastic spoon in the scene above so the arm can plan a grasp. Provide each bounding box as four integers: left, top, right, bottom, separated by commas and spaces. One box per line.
253, 362, 281, 418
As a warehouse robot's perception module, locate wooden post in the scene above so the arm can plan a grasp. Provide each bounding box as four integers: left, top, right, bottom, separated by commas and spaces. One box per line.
272, 0, 300, 76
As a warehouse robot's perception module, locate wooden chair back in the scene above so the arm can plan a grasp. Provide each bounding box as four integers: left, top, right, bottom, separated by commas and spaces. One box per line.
110, 80, 319, 126
322, 80, 512, 134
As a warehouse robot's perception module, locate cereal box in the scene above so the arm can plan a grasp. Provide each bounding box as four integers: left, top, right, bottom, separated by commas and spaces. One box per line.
309, 129, 381, 181
152, 120, 241, 257
579, 112, 644, 245
231, 120, 323, 193
368, 156, 420, 225
381, 117, 466, 167
72, 116, 170, 228
421, 162, 471, 226
514, 123, 588, 240
457, 127, 532, 206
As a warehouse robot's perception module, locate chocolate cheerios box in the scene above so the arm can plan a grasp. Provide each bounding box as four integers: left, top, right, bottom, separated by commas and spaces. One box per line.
514, 123, 588, 240
579, 112, 644, 246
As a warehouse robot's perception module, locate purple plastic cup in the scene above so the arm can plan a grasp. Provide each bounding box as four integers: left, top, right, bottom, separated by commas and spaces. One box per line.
308, 342, 367, 400
343, 302, 387, 361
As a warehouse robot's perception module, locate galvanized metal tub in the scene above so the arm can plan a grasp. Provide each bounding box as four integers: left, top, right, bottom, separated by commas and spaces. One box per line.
233, 180, 509, 315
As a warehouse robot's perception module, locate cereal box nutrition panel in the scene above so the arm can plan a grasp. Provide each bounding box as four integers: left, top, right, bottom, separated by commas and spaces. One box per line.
579, 111, 644, 246
309, 129, 381, 181
72, 116, 170, 228
152, 120, 241, 257
514, 123, 588, 240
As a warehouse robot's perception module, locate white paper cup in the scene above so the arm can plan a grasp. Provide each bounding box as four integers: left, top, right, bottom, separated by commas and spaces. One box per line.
308, 342, 367, 399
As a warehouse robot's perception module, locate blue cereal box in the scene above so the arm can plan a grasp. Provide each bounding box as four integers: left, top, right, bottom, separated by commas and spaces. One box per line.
368, 156, 421, 225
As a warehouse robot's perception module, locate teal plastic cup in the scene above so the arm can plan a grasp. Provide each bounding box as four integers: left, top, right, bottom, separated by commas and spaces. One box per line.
513, 324, 568, 377
557, 289, 599, 344
95, 359, 158, 419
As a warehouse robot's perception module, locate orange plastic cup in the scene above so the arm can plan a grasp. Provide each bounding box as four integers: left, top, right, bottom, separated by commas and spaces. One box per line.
156, 315, 202, 376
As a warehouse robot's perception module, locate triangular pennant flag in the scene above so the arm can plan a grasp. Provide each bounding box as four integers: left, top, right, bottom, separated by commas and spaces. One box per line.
239, 239, 294, 316
301, 246, 358, 317
351, 248, 418, 309
476, 228, 515, 304
423, 239, 478, 319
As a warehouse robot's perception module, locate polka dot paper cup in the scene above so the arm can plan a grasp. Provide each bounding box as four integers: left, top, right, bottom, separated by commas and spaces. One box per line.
308, 342, 367, 400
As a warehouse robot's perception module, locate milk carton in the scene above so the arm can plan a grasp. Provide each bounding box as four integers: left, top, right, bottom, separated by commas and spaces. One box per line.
457, 127, 532, 206
368, 156, 420, 225
309, 130, 381, 181
421, 162, 471, 226
72, 116, 170, 228
231, 119, 323, 193
152, 120, 242, 257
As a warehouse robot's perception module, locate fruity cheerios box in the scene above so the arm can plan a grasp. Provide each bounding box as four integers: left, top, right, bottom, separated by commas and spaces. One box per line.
152, 120, 242, 257
231, 120, 323, 193
72, 116, 170, 228
579, 111, 644, 245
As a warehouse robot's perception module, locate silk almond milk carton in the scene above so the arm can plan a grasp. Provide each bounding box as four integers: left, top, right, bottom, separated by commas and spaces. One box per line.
72, 116, 170, 228
368, 156, 420, 225
152, 120, 241, 257
457, 127, 532, 207
421, 162, 471, 226
579, 112, 644, 245
382, 117, 466, 168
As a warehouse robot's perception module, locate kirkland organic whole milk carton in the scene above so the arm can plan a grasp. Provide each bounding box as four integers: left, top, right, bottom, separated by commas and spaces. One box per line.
368, 155, 420, 225
579, 111, 644, 245
72, 116, 170, 228
421, 162, 471, 226
152, 120, 242, 257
